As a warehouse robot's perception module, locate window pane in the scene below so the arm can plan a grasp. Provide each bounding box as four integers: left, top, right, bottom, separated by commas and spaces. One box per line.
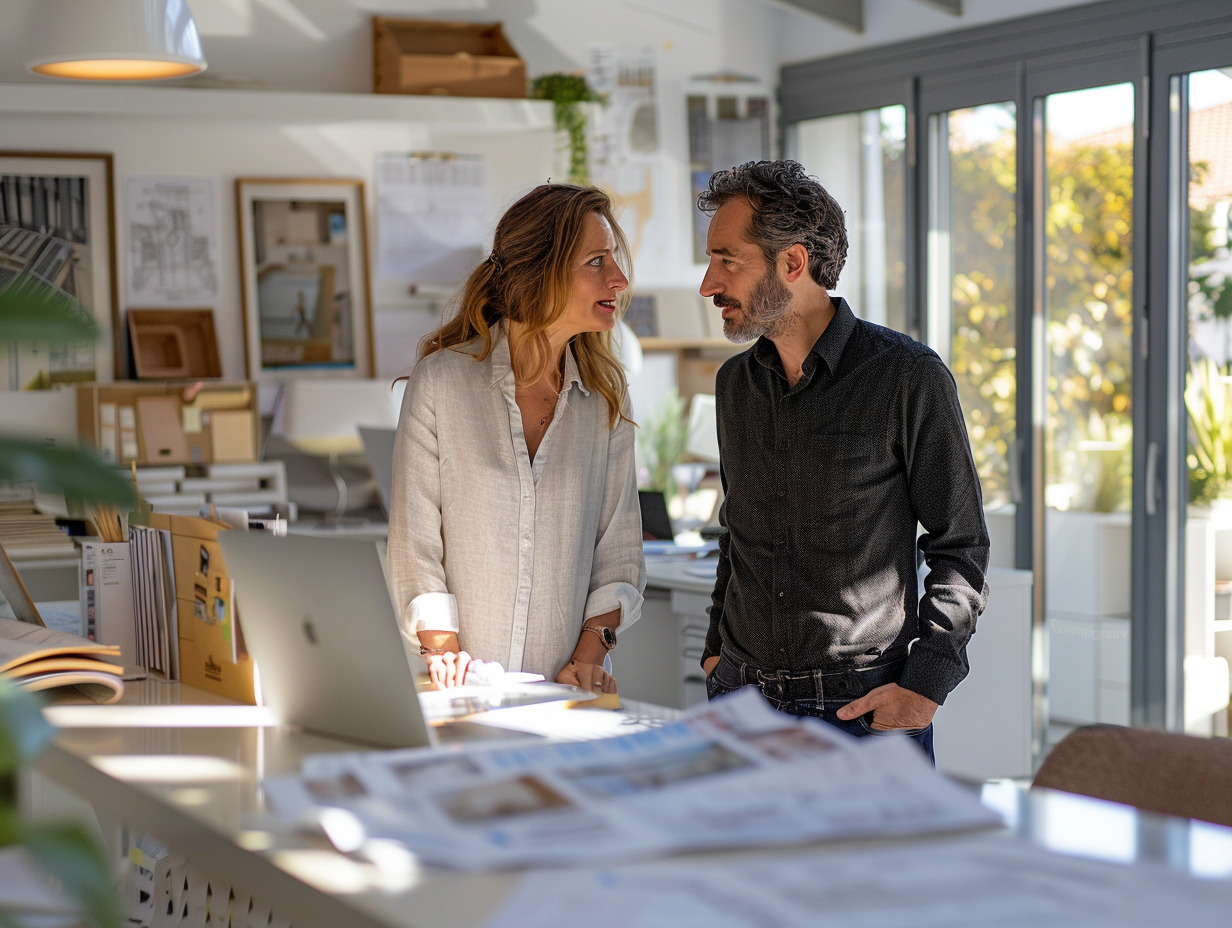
787, 106, 907, 332
939, 103, 1018, 510
1043, 84, 1135, 515
1186, 68, 1232, 509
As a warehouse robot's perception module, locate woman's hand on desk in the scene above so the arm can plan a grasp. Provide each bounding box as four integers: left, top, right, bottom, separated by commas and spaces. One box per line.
557, 660, 616, 694
418, 631, 470, 688
425, 650, 472, 688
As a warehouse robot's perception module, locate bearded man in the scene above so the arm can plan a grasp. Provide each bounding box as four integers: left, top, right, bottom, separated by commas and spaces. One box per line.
696, 160, 989, 763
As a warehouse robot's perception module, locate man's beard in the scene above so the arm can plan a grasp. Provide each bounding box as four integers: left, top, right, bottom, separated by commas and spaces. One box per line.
716, 267, 793, 342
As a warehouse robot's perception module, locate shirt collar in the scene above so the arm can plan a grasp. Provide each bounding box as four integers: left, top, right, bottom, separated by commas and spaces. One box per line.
750, 296, 856, 379
489, 321, 588, 396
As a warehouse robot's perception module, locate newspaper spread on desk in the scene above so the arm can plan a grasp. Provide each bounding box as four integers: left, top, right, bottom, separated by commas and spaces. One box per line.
262, 688, 1002, 871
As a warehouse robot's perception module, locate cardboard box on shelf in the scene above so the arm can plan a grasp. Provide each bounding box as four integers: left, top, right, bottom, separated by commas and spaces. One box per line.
372, 17, 525, 98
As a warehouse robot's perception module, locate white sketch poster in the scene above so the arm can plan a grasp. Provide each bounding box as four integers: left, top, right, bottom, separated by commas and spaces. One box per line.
376, 153, 489, 289
124, 175, 220, 306
587, 44, 673, 272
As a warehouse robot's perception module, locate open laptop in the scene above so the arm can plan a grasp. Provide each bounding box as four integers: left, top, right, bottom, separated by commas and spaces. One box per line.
219, 532, 594, 749
358, 425, 397, 518
219, 530, 439, 749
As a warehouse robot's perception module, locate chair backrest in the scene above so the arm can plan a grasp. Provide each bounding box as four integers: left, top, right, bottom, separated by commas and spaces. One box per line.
1032, 723, 1232, 827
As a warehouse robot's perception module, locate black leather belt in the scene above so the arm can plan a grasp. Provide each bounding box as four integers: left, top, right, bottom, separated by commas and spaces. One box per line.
723, 647, 907, 702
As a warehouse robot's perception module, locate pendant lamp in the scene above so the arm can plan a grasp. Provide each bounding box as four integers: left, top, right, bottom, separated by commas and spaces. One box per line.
27, 0, 207, 81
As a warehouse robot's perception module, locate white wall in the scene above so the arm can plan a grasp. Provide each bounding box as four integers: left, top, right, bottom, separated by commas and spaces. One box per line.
0, 0, 1100, 388
0, 104, 557, 382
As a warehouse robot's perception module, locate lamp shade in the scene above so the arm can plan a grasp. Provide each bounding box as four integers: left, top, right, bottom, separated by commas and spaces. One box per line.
27, 0, 206, 81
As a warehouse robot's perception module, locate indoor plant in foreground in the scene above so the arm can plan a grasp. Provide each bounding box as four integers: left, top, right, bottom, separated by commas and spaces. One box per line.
0, 281, 130, 928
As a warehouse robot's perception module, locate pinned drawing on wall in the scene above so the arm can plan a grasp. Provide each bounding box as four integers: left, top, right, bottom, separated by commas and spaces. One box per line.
124, 175, 220, 308
235, 178, 374, 381
587, 44, 672, 274
0, 151, 119, 388
374, 152, 489, 297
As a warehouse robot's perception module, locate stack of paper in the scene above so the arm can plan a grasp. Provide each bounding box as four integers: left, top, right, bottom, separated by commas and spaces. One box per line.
0, 496, 75, 559
129, 524, 178, 680
264, 689, 1002, 871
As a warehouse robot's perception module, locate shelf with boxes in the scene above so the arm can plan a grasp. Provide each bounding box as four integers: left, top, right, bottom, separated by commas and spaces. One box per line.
75, 380, 288, 517
77, 381, 259, 469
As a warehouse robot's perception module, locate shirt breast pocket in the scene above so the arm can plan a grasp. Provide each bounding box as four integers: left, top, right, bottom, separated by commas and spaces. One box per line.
799, 430, 884, 524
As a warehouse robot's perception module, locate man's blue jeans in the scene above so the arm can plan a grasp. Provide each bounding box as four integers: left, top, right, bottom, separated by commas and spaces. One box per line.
706, 647, 935, 764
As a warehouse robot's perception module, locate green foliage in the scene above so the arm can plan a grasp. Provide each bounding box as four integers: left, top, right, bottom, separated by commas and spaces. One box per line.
1186, 356, 1232, 506
530, 73, 602, 185
0, 280, 126, 927
0, 282, 135, 508
637, 389, 688, 500
947, 119, 1136, 511
0, 282, 100, 345
946, 123, 1019, 508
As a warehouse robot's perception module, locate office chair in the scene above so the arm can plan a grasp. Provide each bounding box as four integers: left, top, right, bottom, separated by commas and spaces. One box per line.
1032, 723, 1232, 828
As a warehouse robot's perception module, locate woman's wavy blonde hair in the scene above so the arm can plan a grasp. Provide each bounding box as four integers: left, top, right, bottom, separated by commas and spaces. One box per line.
417, 183, 634, 428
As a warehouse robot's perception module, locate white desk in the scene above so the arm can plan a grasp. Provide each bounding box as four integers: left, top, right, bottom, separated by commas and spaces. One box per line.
30, 680, 1232, 928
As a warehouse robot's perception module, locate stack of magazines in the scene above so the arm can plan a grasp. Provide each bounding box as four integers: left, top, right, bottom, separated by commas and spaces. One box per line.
0, 616, 124, 703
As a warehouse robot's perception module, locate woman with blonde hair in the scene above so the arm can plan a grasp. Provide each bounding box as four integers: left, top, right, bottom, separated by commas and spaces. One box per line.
387, 183, 646, 693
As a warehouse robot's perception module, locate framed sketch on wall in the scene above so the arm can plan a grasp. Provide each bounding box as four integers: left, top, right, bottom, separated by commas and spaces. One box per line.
236, 178, 374, 380
0, 151, 119, 389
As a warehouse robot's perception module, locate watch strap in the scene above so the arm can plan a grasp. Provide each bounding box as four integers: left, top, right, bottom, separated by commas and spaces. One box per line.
582, 624, 617, 651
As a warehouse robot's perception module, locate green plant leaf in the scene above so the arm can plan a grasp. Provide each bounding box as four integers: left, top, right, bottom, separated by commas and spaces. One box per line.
0, 283, 99, 345
0, 438, 134, 508
0, 679, 53, 777
22, 824, 123, 928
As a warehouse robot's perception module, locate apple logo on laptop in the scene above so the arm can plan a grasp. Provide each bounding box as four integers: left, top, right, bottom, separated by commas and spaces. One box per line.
301, 616, 319, 645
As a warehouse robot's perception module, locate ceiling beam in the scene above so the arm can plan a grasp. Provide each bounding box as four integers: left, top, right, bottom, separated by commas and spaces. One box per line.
911, 0, 962, 14
772, 0, 864, 33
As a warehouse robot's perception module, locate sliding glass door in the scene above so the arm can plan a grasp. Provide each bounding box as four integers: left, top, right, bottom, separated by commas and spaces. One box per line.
785, 106, 909, 335
1035, 82, 1137, 732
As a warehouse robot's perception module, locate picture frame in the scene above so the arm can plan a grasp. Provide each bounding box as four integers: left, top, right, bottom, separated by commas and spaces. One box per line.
0, 151, 119, 388
235, 178, 374, 380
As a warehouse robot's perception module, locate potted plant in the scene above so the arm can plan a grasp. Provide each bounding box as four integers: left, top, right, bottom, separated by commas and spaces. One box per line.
529, 73, 602, 185
0, 281, 131, 927
637, 388, 689, 502
1185, 355, 1232, 509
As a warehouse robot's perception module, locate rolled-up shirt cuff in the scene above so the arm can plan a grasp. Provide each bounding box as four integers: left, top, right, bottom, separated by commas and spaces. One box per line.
405, 591, 459, 636
585, 581, 643, 632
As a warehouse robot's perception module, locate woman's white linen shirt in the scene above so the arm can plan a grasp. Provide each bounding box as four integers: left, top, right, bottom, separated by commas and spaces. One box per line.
386, 325, 646, 679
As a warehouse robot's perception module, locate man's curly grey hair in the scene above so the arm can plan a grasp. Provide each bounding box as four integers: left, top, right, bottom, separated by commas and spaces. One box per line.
697, 160, 848, 290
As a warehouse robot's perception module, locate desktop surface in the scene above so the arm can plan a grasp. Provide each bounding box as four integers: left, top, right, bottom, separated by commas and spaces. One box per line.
34, 680, 1232, 928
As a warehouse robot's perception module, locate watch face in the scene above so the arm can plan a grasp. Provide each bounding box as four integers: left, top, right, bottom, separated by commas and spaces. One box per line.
601, 626, 617, 649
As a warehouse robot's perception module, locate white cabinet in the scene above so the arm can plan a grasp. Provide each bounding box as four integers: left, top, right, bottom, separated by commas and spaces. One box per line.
933, 568, 1035, 780
1184, 509, 1232, 735
1044, 511, 1131, 728
618, 561, 715, 710
1046, 614, 1130, 726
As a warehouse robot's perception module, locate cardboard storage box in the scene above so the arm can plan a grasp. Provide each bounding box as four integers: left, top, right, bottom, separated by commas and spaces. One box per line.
161, 513, 257, 705
372, 17, 525, 98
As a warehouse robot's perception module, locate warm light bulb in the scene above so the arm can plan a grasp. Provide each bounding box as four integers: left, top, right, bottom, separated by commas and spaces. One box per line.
30, 58, 204, 81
